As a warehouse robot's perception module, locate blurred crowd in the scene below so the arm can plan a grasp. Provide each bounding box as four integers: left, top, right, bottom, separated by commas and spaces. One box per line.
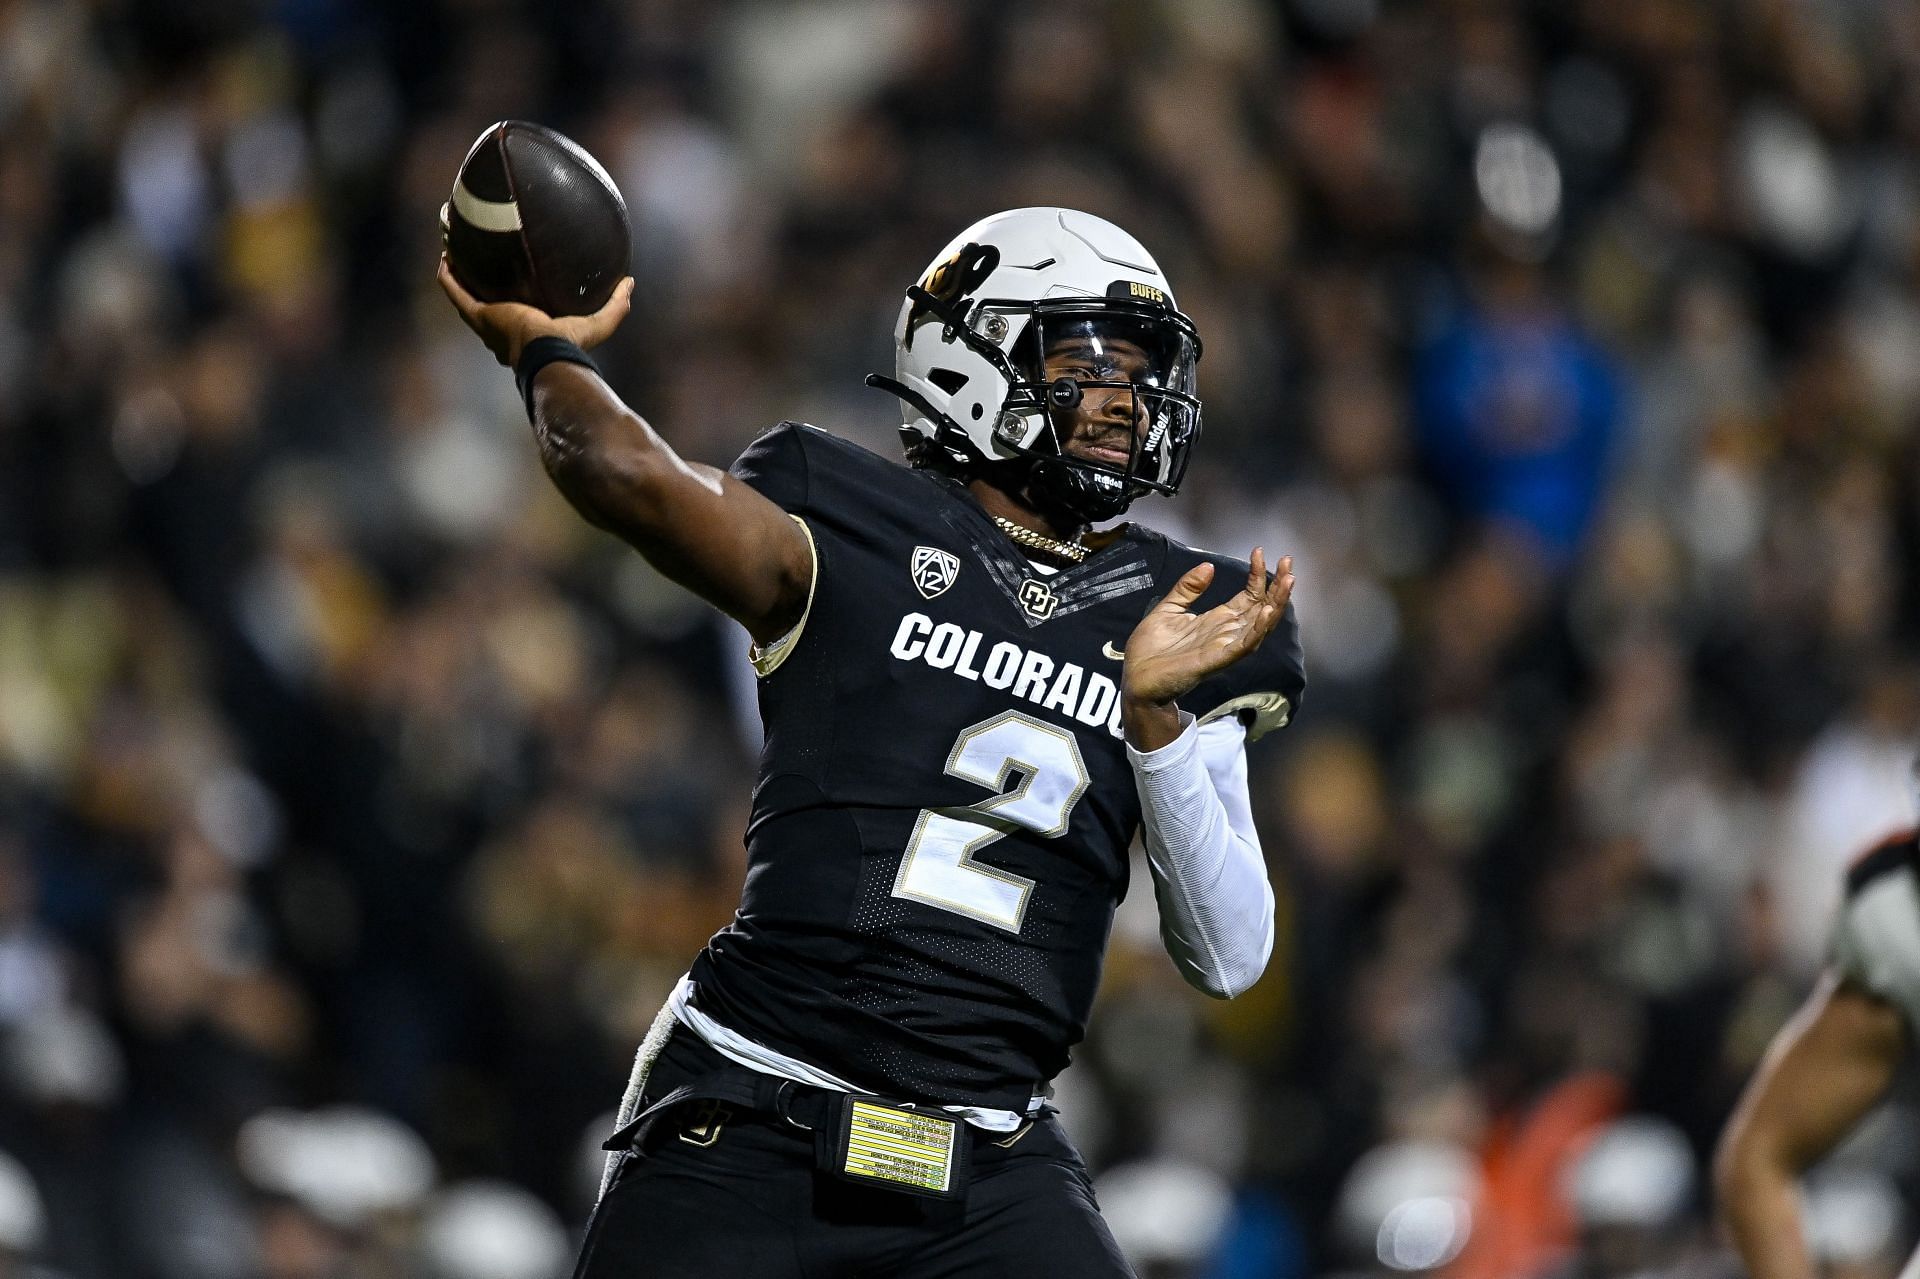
1, 0, 1918, 1275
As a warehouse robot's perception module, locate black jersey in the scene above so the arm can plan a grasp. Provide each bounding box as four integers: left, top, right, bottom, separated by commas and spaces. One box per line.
684, 423, 1306, 1112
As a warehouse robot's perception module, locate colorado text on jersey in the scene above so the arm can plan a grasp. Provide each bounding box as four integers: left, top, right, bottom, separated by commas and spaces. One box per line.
888, 611, 1126, 739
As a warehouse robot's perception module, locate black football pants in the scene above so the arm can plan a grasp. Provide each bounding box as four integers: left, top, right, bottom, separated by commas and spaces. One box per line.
571, 1030, 1135, 1278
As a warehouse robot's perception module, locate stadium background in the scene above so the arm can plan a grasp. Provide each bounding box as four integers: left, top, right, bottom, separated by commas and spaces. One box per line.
1, 0, 1918, 1274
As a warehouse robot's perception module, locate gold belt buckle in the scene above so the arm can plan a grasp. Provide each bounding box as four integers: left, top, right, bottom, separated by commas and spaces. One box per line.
677, 1098, 732, 1147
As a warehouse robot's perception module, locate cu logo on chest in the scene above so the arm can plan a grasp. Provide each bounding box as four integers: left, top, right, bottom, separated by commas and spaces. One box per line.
911, 546, 960, 600
1018, 579, 1057, 621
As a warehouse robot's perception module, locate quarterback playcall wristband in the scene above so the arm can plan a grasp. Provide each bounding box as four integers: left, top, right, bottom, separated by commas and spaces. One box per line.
514, 336, 601, 419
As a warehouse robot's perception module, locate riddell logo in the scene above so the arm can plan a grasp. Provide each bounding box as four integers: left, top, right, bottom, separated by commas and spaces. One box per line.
1142, 415, 1168, 456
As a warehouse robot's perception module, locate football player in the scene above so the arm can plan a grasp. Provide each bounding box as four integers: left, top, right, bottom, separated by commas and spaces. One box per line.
1715, 769, 1920, 1279
439, 207, 1305, 1278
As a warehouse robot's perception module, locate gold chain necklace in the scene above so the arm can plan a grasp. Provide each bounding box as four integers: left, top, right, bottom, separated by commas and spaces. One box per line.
992, 516, 1090, 564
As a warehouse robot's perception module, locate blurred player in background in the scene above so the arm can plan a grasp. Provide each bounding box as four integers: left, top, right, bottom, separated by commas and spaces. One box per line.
439, 206, 1304, 1277
1716, 756, 1920, 1279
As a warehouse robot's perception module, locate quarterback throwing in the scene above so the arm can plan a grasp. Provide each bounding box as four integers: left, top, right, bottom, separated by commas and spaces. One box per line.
440, 207, 1304, 1278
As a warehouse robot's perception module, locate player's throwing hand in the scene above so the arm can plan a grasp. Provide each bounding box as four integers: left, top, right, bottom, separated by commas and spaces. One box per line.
437, 254, 634, 367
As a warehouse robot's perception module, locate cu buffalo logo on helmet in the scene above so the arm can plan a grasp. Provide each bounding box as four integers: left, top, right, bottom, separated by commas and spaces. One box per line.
911, 547, 960, 599
904, 242, 999, 348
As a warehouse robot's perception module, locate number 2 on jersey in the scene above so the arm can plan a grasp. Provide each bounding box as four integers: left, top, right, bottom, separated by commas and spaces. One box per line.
892, 710, 1090, 932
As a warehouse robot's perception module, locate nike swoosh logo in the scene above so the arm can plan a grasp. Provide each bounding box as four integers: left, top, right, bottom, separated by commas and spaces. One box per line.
1101, 642, 1125, 661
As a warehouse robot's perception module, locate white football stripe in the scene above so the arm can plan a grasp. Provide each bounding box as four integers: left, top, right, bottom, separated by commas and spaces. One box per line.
451, 180, 522, 233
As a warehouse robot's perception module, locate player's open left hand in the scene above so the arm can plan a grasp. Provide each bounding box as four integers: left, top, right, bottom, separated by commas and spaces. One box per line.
437, 254, 634, 367
1121, 549, 1295, 707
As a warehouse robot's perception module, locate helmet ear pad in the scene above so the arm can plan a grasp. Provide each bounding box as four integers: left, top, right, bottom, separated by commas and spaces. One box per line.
928, 365, 998, 438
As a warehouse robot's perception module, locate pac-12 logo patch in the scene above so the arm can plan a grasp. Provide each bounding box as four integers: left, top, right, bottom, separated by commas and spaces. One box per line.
911, 547, 960, 599
1018, 579, 1057, 620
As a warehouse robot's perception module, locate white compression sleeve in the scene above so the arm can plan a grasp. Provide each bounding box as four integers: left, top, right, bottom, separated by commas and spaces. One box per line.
1127, 712, 1275, 998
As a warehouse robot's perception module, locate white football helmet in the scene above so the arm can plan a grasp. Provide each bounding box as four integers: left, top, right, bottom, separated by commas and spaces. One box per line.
868, 207, 1202, 523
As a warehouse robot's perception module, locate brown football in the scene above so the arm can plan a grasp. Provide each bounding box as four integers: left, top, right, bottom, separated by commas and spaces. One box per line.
441, 121, 630, 318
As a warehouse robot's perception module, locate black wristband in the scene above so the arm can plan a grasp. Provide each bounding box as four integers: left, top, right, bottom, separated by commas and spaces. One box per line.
514, 337, 600, 420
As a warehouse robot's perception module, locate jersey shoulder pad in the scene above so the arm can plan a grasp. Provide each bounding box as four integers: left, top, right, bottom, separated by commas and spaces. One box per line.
729, 422, 918, 520
1136, 527, 1307, 741
729, 421, 813, 511
1830, 830, 1920, 1027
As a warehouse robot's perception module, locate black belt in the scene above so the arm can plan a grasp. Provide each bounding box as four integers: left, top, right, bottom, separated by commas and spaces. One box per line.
602, 1066, 816, 1152
604, 1066, 1003, 1201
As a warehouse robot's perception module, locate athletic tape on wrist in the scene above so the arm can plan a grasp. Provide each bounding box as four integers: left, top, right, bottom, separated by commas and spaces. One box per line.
514, 336, 600, 419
